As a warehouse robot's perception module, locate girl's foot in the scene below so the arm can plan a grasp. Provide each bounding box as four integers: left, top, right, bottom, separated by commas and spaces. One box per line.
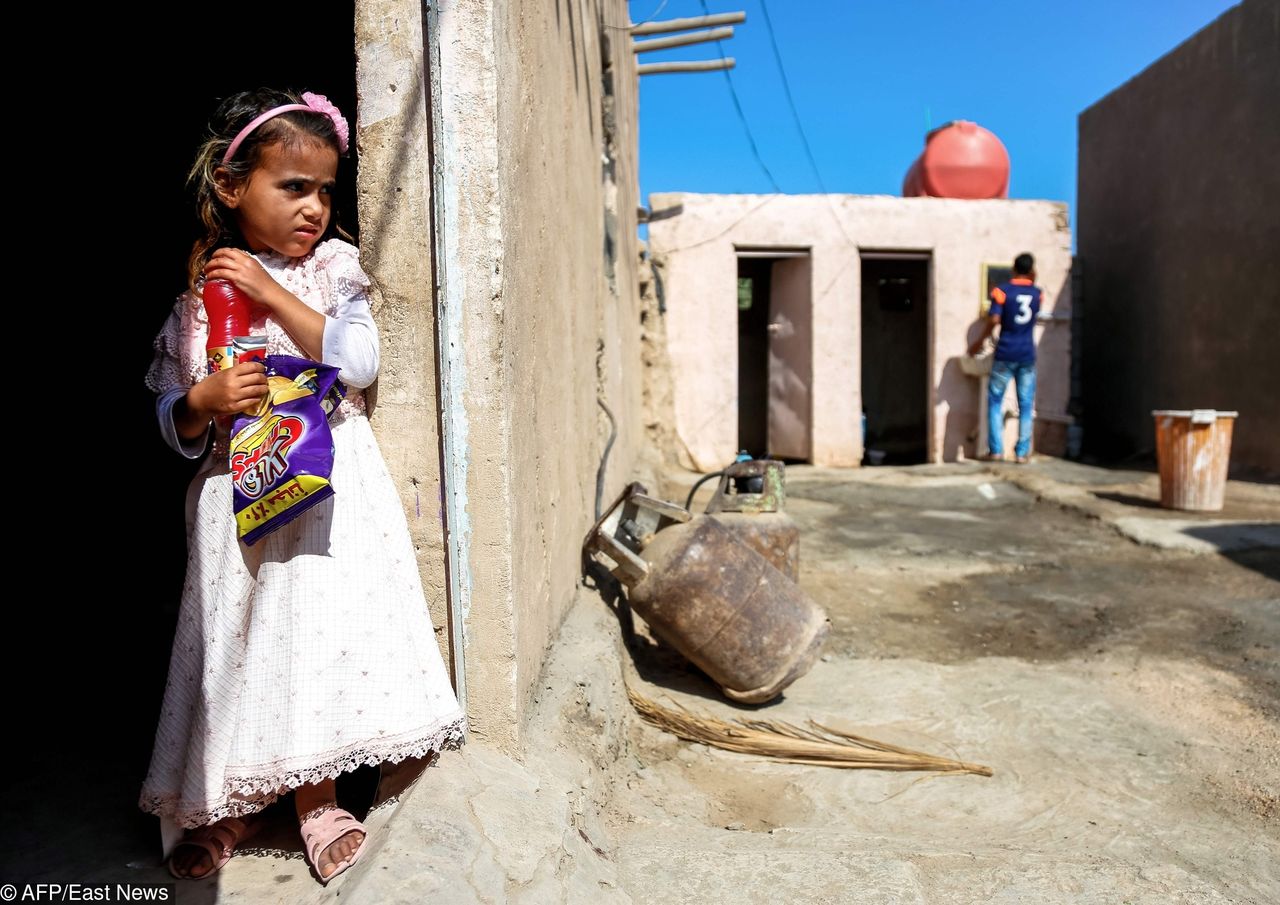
168, 815, 259, 879
299, 804, 367, 883
295, 778, 366, 883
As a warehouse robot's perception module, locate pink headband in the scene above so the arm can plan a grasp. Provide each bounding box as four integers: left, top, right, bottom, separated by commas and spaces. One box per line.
222, 92, 350, 163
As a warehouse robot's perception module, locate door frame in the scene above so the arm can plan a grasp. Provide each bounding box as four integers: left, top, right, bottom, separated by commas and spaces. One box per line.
858, 250, 935, 463
735, 246, 814, 461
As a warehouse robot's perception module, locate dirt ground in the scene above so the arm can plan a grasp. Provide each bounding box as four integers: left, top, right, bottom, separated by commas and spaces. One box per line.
790, 464, 1278, 711
7, 460, 1276, 904
525, 461, 1279, 904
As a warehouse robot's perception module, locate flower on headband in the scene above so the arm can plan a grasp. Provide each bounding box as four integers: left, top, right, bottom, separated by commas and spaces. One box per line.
302, 92, 350, 154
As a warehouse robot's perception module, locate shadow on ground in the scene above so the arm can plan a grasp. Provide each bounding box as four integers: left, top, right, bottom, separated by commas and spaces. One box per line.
1182, 527, 1280, 581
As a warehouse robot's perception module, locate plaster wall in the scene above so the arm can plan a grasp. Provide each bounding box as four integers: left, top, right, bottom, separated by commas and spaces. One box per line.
354, 0, 452, 664
435, 0, 643, 747
647, 193, 1072, 470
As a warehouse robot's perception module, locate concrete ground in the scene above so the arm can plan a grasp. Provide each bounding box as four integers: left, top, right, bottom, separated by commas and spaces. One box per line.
8, 460, 1276, 903
583, 460, 1278, 904
351, 459, 1277, 904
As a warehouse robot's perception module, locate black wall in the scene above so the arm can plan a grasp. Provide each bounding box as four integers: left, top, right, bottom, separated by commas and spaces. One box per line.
1077, 0, 1280, 478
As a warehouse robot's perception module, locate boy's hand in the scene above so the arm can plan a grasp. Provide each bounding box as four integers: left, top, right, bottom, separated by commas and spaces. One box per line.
187, 361, 269, 419
204, 248, 283, 311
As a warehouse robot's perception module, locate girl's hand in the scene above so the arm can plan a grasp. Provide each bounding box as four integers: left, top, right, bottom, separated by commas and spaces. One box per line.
205, 247, 326, 359
186, 361, 270, 420
204, 249, 283, 311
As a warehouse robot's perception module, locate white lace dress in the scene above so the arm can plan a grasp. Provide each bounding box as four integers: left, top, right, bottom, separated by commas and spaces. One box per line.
141, 238, 465, 837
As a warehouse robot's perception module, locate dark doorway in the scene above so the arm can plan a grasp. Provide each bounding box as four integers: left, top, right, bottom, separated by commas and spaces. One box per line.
860, 254, 930, 464
133, 0, 359, 764
737, 251, 813, 461
136, 3, 358, 719
13, 2, 361, 883
738, 257, 772, 457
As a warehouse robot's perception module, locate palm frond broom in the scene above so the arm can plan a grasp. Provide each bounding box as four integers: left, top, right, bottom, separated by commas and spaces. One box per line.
585, 550, 991, 776
627, 685, 992, 776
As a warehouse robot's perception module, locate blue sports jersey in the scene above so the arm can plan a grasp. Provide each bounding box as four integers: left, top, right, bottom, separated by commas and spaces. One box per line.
990, 278, 1042, 363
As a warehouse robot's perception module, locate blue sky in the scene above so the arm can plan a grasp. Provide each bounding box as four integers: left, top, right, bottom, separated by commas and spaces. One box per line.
636, 0, 1239, 233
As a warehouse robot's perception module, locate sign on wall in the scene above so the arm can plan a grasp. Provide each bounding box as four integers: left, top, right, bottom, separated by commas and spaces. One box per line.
980, 262, 1013, 316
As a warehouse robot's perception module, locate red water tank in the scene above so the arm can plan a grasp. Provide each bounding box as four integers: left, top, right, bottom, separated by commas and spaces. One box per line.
902, 121, 1010, 199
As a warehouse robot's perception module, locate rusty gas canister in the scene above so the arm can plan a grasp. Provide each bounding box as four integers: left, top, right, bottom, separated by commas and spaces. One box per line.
705, 459, 800, 581
586, 484, 829, 704
626, 515, 828, 704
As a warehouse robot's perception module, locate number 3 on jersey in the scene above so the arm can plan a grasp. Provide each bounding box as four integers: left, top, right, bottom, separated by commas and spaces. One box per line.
1013, 293, 1034, 325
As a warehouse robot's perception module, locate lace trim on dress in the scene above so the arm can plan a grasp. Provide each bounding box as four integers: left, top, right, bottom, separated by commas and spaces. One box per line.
313, 238, 377, 315
144, 293, 208, 395
138, 716, 466, 829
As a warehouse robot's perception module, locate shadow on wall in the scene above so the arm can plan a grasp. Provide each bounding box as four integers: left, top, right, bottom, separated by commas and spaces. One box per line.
1035, 267, 1074, 457
938, 320, 995, 461
939, 357, 975, 462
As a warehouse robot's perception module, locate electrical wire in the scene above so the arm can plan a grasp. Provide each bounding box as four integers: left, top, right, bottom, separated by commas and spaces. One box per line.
650, 2, 867, 257
595, 399, 619, 521
759, 0, 826, 194
757, 0, 861, 250
606, 0, 670, 30
699, 0, 782, 192
649, 193, 780, 256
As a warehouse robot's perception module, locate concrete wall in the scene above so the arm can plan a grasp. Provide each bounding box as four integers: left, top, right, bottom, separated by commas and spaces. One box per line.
647, 193, 1072, 470
354, 1, 452, 665
435, 0, 643, 748
1077, 0, 1280, 478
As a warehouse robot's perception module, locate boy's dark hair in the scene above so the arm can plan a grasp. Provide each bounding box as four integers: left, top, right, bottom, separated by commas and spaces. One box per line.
1013, 252, 1035, 275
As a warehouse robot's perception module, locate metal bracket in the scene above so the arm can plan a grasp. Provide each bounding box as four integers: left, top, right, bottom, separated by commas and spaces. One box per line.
584, 482, 691, 585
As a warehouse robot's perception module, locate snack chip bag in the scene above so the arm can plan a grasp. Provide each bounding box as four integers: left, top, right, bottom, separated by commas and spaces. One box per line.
229, 355, 346, 545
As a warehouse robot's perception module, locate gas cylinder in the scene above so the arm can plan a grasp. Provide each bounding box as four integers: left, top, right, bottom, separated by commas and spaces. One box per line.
585, 483, 828, 705
627, 515, 828, 704
704, 459, 799, 581
902, 120, 1010, 199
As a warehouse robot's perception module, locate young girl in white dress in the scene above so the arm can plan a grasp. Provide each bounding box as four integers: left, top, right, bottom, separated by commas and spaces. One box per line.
142, 87, 465, 885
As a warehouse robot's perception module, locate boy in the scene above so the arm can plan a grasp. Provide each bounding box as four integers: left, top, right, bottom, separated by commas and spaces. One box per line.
968, 252, 1043, 463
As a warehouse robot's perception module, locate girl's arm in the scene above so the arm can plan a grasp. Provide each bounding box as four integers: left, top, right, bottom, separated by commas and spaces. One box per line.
146, 294, 270, 458
203, 247, 379, 387
320, 284, 379, 389
155, 363, 268, 458
204, 248, 326, 360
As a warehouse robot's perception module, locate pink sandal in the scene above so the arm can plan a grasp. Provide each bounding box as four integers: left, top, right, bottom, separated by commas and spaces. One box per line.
167, 815, 259, 879
299, 806, 368, 885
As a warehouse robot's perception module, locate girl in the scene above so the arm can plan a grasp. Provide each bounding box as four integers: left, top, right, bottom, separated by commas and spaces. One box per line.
142, 88, 465, 885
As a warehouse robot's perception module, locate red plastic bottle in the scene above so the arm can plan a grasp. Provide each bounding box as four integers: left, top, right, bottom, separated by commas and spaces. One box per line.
203, 279, 251, 372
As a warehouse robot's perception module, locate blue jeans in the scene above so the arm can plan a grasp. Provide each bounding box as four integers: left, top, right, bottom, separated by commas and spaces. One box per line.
988, 360, 1036, 457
